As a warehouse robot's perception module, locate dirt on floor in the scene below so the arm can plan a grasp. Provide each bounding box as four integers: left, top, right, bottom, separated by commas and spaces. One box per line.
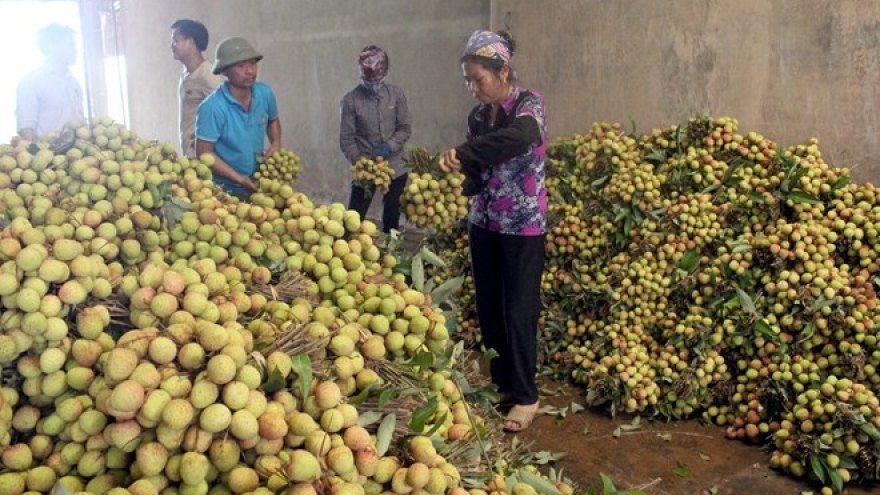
508, 379, 877, 495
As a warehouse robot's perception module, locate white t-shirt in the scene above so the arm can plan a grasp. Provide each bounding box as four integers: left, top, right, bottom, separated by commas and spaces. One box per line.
16, 65, 85, 138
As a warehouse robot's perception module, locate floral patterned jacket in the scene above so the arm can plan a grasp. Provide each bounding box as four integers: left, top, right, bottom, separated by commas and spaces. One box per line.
455, 86, 548, 235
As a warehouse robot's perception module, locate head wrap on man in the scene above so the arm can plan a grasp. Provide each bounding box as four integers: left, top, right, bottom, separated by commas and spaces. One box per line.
358, 46, 389, 84
462, 30, 511, 64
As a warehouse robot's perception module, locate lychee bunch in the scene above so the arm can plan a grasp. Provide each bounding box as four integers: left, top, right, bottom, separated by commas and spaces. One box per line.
351, 157, 393, 194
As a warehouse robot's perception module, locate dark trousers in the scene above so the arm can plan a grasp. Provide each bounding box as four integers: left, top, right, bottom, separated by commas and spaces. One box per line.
347, 175, 408, 233
468, 222, 545, 405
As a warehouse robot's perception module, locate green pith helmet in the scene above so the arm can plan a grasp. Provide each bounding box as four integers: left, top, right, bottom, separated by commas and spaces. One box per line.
212, 37, 263, 74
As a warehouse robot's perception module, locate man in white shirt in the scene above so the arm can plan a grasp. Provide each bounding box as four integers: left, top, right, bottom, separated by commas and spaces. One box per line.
15, 23, 85, 141
171, 19, 224, 157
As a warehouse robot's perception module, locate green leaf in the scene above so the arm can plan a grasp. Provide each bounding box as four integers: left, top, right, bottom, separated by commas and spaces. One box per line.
424, 411, 449, 437
809, 454, 826, 484
735, 287, 757, 316
838, 456, 858, 470
731, 241, 752, 254
532, 451, 568, 464
784, 165, 810, 191
787, 190, 820, 205
810, 297, 835, 312
430, 275, 464, 306
600, 473, 617, 493
357, 411, 383, 427
147, 180, 172, 206
830, 175, 852, 193
673, 463, 689, 478
422, 278, 435, 295
160, 196, 194, 231
798, 320, 816, 344
0, 212, 11, 230
679, 249, 699, 272
260, 367, 286, 395
857, 422, 880, 440
147, 182, 162, 204
375, 413, 396, 456
506, 474, 520, 494
828, 466, 843, 492
377, 387, 395, 407
409, 349, 435, 373
410, 396, 439, 433
419, 246, 447, 268
591, 175, 610, 187
722, 157, 746, 185
700, 453, 711, 462
519, 470, 564, 495
755, 319, 780, 343
290, 353, 312, 400
645, 149, 666, 165
411, 253, 425, 291
347, 383, 375, 406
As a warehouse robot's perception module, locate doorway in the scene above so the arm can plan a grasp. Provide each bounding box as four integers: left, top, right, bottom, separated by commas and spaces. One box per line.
0, 0, 128, 141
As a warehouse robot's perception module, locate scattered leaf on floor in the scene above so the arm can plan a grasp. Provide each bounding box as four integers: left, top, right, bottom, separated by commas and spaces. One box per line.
674, 463, 690, 478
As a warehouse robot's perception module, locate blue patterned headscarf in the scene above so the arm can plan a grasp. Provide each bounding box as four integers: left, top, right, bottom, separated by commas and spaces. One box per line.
462, 30, 511, 64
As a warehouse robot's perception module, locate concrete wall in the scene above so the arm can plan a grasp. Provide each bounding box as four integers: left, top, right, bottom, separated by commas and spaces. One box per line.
492, 0, 880, 182
120, 0, 880, 194
120, 0, 489, 203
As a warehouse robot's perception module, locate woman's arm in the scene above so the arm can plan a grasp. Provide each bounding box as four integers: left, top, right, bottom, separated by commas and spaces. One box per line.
455, 115, 540, 167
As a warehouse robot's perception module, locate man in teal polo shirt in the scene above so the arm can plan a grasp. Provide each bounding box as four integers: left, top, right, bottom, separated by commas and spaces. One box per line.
196, 37, 282, 199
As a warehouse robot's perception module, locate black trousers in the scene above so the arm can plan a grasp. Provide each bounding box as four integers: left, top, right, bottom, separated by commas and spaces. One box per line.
468, 222, 545, 405
347, 175, 408, 233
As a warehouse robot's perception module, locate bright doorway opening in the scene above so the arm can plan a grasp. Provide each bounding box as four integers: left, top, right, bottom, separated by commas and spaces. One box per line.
0, 0, 128, 141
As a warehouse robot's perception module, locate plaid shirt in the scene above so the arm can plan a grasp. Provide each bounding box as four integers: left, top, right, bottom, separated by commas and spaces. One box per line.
339, 83, 412, 177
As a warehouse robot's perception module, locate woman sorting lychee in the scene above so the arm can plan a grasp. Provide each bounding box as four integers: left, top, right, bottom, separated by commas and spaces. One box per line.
439, 30, 548, 432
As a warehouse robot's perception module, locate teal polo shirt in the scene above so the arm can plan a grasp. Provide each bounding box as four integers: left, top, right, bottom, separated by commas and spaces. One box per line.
196, 80, 278, 197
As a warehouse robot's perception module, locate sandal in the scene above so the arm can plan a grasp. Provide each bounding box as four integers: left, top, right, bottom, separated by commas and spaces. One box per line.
503, 401, 540, 433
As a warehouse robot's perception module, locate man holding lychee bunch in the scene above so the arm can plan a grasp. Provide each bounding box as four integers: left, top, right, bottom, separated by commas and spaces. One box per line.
196, 36, 282, 200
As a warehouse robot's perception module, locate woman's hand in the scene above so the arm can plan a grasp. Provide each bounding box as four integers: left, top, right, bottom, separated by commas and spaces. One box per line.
438, 148, 460, 173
